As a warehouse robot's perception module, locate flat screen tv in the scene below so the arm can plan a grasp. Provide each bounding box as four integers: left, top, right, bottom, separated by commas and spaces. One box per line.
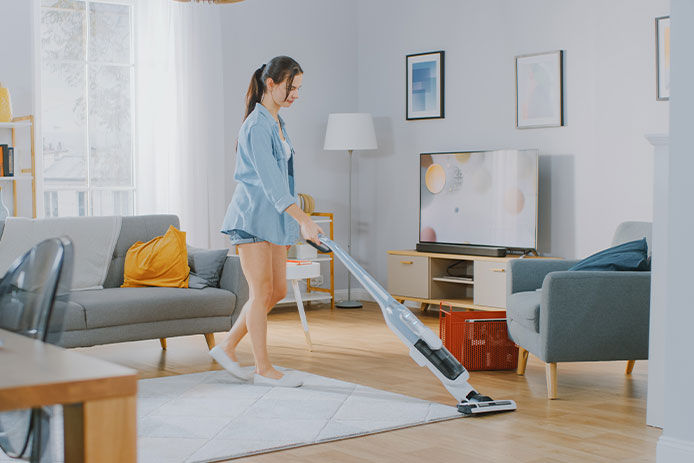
419, 150, 538, 254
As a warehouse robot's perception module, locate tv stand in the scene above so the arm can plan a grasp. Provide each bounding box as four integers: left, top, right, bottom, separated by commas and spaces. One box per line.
416, 242, 508, 257
387, 249, 514, 311
387, 249, 554, 311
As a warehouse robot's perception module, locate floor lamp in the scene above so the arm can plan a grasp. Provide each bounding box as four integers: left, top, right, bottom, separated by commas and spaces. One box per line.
324, 113, 377, 309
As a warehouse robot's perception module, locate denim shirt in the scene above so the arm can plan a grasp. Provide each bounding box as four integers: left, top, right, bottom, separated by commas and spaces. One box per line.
221, 104, 300, 245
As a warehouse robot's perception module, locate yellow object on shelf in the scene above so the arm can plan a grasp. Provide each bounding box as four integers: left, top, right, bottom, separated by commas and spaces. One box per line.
298, 193, 315, 214
0, 83, 12, 123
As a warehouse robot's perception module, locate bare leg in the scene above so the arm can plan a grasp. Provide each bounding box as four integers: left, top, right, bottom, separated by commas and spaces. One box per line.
218, 244, 285, 361
251, 244, 287, 379
218, 241, 289, 380
217, 241, 273, 363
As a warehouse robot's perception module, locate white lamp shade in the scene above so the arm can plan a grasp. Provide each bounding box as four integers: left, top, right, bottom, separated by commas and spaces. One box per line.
323, 113, 378, 151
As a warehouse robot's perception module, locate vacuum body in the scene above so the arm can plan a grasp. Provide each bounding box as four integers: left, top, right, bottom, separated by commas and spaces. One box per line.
309, 235, 517, 416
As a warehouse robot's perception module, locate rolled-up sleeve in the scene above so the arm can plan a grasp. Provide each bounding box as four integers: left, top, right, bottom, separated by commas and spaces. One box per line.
244, 123, 295, 213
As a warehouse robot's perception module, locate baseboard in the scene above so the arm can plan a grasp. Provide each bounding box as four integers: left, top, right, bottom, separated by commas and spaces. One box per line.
657, 435, 694, 462
333, 289, 423, 310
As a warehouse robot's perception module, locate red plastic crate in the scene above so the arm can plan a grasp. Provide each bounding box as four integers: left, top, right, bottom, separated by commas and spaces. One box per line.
439, 304, 518, 371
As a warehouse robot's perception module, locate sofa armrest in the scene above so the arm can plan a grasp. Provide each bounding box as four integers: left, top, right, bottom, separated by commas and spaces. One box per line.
507, 259, 579, 295
539, 271, 651, 362
219, 255, 249, 320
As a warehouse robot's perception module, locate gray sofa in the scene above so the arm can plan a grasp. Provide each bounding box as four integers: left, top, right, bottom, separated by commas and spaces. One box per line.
58, 214, 249, 349
506, 221, 652, 399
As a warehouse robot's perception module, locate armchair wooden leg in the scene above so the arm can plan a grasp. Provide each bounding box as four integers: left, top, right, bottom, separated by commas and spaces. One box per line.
159, 338, 167, 350
517, 347, 529, 376
546, 363, 558, 400
204, 333, 216, 350
626, 360, 636, 375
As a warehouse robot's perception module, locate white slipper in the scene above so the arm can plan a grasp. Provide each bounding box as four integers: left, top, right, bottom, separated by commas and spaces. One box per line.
253, 372, 303, 388
208, 346, 252, 380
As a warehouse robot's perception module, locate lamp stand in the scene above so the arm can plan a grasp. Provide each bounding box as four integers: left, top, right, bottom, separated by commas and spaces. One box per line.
336, 149, 362, 309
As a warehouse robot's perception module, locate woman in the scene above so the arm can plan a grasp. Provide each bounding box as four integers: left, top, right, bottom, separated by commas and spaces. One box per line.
211, 56, 323, 388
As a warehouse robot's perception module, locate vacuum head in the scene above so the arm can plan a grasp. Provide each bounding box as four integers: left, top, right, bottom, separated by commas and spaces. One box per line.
458, 393, 517, 416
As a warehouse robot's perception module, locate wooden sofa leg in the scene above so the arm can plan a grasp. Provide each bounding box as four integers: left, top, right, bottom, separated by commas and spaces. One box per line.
204, 333, 216, 350
159, 338, 167, 350
546, 363, 558, 400
517, 347, 529, 375
626, 360, 636, 375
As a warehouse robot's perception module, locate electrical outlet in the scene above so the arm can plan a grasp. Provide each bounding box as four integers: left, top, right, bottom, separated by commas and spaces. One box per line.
310, 275, 323, 286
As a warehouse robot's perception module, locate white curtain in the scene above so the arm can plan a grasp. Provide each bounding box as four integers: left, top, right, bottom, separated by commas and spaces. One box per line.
135, 0, 227, 249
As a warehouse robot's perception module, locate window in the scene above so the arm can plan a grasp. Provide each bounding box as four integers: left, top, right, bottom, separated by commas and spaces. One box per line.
40, 0, 135, 217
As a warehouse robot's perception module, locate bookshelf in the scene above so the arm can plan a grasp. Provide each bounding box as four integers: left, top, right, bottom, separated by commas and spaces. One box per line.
0, 115, 36, 217
305, 212, 335, 310
277, 212, 335, 310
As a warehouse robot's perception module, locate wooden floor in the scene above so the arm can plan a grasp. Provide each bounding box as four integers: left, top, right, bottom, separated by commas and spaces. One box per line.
75, 302, 661, 462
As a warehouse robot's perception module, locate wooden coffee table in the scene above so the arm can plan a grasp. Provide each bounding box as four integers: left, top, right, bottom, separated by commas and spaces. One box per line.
0, 329, 138, 462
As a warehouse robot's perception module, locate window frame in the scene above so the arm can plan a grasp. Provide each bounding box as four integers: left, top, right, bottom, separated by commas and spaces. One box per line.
38, 0, 137, 218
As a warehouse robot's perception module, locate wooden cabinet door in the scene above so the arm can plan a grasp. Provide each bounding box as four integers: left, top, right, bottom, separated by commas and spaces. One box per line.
387, 255, 429, 298
473, 260, 507, 308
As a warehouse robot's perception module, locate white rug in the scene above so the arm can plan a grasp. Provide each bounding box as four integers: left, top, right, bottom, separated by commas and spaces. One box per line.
1, 368, 463, 462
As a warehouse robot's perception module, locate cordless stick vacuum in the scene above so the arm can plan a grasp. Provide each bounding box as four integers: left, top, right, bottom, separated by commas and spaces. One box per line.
307, 235, 517, 416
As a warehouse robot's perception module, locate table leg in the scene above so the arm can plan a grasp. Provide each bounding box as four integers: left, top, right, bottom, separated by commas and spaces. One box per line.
63, 394, 136, 462
292, 279, 313, 351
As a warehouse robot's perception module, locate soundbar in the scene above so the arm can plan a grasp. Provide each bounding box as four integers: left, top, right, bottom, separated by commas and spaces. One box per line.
416, 242, 508, 257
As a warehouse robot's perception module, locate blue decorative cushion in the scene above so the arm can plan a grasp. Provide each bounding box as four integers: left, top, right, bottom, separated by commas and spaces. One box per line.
187, 245, 228, 288
568, 238, 650, 272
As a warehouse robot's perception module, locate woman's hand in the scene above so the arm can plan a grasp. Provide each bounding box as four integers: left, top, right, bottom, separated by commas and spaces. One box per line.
299, 217, 324, 245
285, 203, 324, 244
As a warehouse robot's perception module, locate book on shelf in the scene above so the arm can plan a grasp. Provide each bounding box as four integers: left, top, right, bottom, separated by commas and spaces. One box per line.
0, 144, 13, 176
5, 146, 13, 176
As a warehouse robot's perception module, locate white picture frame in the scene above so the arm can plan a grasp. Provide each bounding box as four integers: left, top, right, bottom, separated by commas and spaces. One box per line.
515, 50, 564, 129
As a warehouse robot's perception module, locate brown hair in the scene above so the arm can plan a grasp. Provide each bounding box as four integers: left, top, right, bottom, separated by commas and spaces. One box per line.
244, 56, 303, 120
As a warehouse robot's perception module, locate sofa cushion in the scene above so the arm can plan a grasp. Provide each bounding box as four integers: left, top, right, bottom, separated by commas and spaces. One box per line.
507, 290, 541, 333
60, 300, 88, 331
103, 215, 180, 288
187, 246, 228, 289
568, 238, 649, 272
70, 287, 236, 329
122, 225, 189, 288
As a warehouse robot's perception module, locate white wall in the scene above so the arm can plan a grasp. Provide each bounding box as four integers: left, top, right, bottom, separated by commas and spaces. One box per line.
220, 0, 358, 288
0, 1, 34, 116
0, 0, 36, 218
657, 1, 694, 459
0, 1, 671, 292
355, 0, 669, 285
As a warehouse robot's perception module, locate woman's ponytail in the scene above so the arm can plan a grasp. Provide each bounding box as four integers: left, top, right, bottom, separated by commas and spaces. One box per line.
244, 64, 266, 120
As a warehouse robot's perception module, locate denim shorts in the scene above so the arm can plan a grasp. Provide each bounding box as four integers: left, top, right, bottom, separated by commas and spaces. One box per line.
227, 229, 265, 245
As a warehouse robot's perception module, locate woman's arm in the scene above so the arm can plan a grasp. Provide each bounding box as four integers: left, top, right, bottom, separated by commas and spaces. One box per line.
285, 203, 323, 244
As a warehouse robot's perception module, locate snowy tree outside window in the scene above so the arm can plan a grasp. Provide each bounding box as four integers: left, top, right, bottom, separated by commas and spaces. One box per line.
41, 0, 134, 217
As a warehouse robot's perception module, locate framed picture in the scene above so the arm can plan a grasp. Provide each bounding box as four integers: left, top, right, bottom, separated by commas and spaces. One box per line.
515, 50, 564, 129
656, 16, 670, 101
406, 51, 444, 120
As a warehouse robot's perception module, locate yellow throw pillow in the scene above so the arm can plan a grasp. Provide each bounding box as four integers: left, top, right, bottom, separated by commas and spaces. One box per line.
121, 225, 190, 288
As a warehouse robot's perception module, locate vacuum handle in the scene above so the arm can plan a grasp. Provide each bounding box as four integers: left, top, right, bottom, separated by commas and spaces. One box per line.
306, 236, 332, 253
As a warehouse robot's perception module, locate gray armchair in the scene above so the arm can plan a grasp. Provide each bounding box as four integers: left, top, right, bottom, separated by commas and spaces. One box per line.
506, 222, 652, 399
